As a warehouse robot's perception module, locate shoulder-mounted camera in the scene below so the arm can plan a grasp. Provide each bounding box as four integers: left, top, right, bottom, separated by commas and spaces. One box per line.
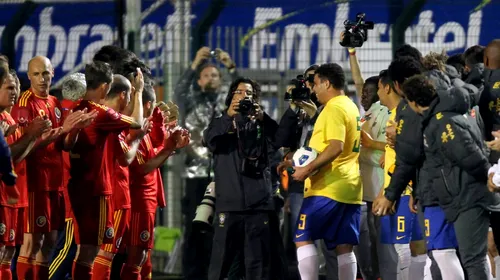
340, 13, 374, 48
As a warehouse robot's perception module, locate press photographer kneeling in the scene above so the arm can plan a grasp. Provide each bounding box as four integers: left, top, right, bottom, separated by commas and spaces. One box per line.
203, 78, 282, 280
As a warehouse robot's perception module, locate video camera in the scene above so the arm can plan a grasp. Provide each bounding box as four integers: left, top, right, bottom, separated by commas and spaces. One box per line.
340, 13, 374, 48
284, 75, 313, 101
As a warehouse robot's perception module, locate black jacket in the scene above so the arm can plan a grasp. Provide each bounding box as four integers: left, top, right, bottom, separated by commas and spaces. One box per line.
384, 100, 423, 202
203, 112, 279, 212
479, 69, 500, 163
421, 86, 491, 222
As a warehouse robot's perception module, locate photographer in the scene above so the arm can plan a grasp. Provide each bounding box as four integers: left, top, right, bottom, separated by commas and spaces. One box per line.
203, 77, 281, 280
174, 46, 239, 278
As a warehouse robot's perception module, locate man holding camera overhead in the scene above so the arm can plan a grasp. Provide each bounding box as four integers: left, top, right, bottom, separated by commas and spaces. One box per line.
203, 77, 282, 280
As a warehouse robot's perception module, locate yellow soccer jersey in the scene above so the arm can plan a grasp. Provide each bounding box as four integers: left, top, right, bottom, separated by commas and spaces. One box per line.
384, 108, 412, 196
305, 95, 362, 204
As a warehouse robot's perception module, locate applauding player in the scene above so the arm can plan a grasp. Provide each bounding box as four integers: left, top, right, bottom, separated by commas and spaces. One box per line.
121, 83, 189, 280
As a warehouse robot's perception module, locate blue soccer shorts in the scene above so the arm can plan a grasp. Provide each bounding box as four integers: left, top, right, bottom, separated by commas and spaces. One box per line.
293, 196, 360, 250
380, 195, 423, 244
424, 206, 458, 250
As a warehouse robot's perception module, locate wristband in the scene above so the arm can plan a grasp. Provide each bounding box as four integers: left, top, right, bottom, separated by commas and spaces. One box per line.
348, 48, 356, 55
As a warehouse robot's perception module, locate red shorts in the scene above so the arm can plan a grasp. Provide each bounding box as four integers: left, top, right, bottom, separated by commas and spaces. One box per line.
125, 211, 155, 249
72, 195, 114, 246
27, 191, 65, 233
102, 208, 130, 253
0, 206, 24, 246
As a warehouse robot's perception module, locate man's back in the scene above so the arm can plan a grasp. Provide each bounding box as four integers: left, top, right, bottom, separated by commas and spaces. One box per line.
305, 95, 362, 205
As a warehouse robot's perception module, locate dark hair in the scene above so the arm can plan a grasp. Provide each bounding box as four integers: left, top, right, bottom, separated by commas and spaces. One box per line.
224, 77, 261, 107
402, 75, 437, 107
106, 74, 131, 100
197, 63, 221, 78
395, 44, 423, 62
378, 69, 391, 86
0, 66, 6, 88
85, 61, 113, 90
142, 83, 156, 104
447, 53, 465, 75
463, 45, 485, 66
304, 64, 319, 75
363, 76, 380, 108
315, 63, 345, 90
388, 56, 424, 86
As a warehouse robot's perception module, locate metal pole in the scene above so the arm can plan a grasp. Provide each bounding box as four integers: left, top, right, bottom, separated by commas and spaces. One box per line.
125, 0, 141, 54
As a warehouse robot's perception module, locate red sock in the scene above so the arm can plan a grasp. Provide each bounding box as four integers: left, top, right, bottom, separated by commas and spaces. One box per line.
17, 256, 36, 280
1, 261, 12, 280
121, 264, 141, 280
140, 253, 152, 280
92, 255, 113, 280
72, 261, 93, 280
35, 262, 49, 280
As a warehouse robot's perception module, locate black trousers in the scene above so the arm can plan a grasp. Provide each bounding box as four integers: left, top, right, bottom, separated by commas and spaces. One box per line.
182, 177, 211, 280
208, 211, 286, 280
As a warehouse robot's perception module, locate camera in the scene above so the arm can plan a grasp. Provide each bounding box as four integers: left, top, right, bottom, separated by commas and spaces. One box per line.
238, 97, 256, 116
340, 13, 374, 48
284, 75, 312, 101
210, 49, 220, 57
192, 182, 216, 232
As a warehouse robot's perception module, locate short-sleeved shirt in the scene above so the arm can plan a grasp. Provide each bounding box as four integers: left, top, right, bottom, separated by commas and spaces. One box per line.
0, 112, 27, 208
10, 89, 64, 192
384, 108, 412, 196
129, 135, 158, 212
69, 100, 134, 196
359, 102, 390, 202
305, 95, 362, 205
106, 131, 131, 209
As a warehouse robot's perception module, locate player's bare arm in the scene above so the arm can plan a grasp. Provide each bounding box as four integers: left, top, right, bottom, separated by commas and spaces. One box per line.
292, 139, 343, 181
128, 68, 144, 128
10, 116, 51, 162
119, 120, 152, 167
136, 128, 190, 175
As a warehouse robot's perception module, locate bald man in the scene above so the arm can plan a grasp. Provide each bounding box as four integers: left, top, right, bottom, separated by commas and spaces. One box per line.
10, 56, 95, 280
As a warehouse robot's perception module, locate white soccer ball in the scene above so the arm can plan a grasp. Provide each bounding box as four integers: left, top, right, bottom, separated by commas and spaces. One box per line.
293, 147, 319, 175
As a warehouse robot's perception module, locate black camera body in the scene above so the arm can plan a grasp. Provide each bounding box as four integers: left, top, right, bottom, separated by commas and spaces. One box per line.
284, 75, 312, 101
238, 97, 256, 116
340, 13, 374, 48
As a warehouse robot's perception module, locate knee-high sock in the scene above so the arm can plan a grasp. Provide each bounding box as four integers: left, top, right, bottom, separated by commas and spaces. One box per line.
337, 252, 357, 280
297, 244, 319, 280
432, 249, 465, 280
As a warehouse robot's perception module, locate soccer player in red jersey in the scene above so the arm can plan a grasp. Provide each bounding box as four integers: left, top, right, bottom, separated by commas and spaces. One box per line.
49, 73, 88, 279
91, 72, 151, 280
10, 56, 96, 280
0, 73, 52, 280
67, 62, 143, 280
122, 83, 190, 280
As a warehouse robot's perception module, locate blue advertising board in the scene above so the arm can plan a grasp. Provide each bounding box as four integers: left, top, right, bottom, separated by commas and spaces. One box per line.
0, 0, 497, 83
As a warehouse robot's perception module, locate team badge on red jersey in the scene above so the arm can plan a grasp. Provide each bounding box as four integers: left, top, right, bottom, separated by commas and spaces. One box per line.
9, 229, 14, 241
54, 107, 62, 121
140, 230, 150, 242
105, 227, 115, 239
36, 216, 47, 227
0, 223, 5, 235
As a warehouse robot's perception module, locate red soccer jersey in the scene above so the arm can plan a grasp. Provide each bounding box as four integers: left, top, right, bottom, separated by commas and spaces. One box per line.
10, 89, 64, 192
61, 99, 76, 218
0, 112, 27, 208
129, 135, 158, 212
106, 131, 131, 209
69, 100, 134, 196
